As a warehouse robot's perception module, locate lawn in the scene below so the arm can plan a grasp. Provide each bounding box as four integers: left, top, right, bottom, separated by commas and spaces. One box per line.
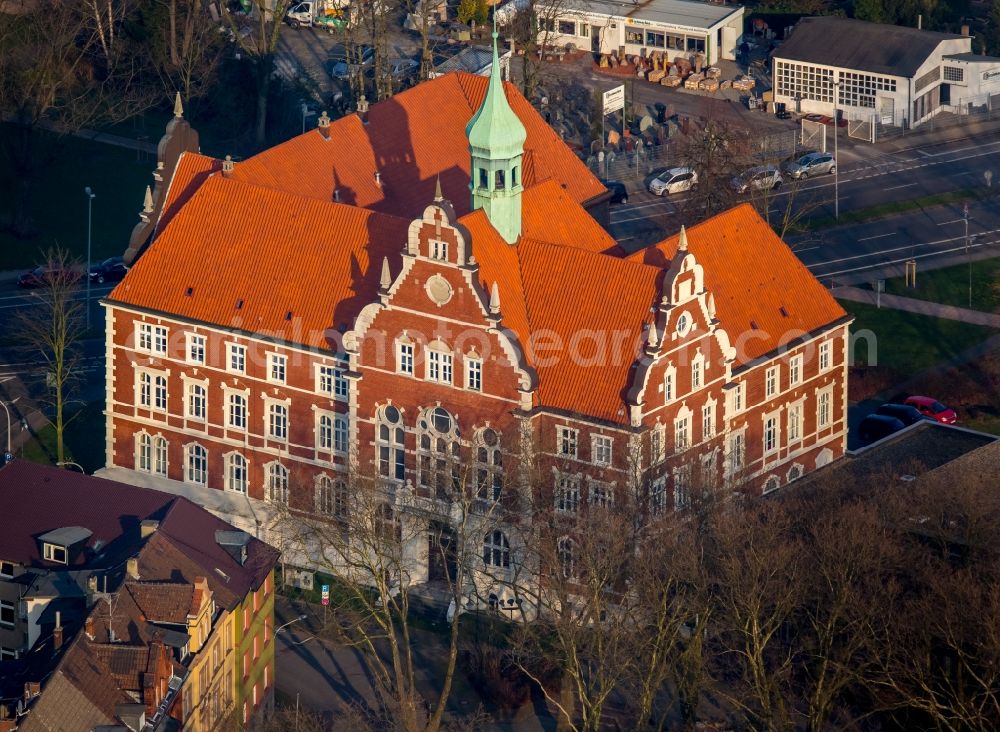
844, 300, 998, 375
16, 400, 105, 472
0, 126, 153, 271
883, 257, 1000, 313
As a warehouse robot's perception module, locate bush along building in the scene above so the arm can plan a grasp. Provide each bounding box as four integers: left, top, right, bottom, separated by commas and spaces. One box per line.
0, 461, 279, 731
99, 31, 850, 606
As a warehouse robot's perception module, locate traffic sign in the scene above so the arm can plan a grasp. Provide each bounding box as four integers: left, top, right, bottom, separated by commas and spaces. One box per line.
321, 584, 330, 606
3, 453, 11, 465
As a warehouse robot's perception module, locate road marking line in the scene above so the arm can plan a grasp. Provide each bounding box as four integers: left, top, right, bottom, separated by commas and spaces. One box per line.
936, 219, 964, 225
857, 232, 894, 241
884, 182, 918, 190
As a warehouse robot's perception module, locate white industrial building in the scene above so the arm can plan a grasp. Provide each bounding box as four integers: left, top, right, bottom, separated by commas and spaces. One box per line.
773, 16, 1000, 129
511, 0, 744, 66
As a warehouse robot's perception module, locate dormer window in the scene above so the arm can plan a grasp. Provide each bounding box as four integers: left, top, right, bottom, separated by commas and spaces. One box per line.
0, 561, 13, 578
43, 543, 67, 564
431, 240, 448, 261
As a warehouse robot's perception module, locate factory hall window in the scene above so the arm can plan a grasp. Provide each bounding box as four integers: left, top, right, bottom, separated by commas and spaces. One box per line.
943, 66, 964, 82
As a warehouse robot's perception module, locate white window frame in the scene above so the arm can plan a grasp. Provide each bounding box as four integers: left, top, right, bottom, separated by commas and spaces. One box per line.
42, 544, 67, 564
226, 390, 249, 430
466, 357, 482, 392
266, 462, 289, 505
225, 453, 248, 494
663, 364, 676, 402
186, 443, 208, 485
591, 435, 612, 466
789, 354, 803, 386
153, 435, 168, 477
557, 427, 578, 459
136, 431, 152, 472
817, 386, 833, 428
334, 414, 349, 455
316, 412, 334, 452
730, 381, 745, 414
227, 343, 247, 374
555, 474, 581, 514
673, 465, 691, 510
763, 414, 779, 455
650, 477, 667, 517
397, 341, 414, 376
702, 402, 715, 439
427, 347, 453, 384
0, 599, 15, 628
266, 400, 289, 441
727, 430, 746, 476
651, 423, 665, 464
819, 340, 832, 372
691, 356, 704, 390
765, 366, 778, 398
136, 323, 168, 356
674, 415, 690, 453
267, 353, 287, 384
588, 480, 614, 508
788, 400, 804, 443
186, 381, 208, 422
186, 333, 206, 365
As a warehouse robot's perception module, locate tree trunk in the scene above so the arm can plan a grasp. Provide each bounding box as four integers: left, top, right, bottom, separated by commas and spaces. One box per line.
255, 56, 273, 147
169, 0, 180, 66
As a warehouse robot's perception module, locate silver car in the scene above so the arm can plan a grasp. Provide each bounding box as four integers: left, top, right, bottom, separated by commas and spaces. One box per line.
731, 165, 782, 193
783, 151, 836, 179
648, 167, 698, 196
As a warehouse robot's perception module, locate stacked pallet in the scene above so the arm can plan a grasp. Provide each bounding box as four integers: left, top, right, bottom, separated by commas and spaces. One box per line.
698, 77, 720, 92
732, 76, 756, 91
661, 75, 682, 87
684, 73, 703, 89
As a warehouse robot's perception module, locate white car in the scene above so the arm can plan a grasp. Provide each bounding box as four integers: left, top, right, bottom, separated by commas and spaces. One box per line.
648, 167, 698, 196
731, 165, 783, 193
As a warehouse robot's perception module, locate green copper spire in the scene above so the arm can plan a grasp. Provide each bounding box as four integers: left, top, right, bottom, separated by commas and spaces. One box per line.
466, 17, 526, 244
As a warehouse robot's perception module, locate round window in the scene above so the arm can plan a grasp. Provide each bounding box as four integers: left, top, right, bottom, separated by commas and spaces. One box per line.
481, 428, 498, 447
431, 407, 452, 434
426, 274, 453, 305
676, 313, 690, 335
383, 405, 400, 424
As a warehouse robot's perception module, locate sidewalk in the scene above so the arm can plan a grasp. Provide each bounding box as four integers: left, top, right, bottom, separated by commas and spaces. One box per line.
874, 113, 1000, 155
832, 285, 1000, 327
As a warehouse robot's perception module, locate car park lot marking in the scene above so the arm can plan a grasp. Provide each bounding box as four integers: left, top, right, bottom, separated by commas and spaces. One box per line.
857, 232, 894, 241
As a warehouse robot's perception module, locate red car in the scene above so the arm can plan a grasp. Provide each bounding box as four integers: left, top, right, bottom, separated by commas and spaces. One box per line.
904, 396, 957, 425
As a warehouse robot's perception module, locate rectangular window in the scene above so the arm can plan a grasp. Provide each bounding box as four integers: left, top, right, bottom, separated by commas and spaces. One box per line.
558, 19, 575, 35
589, 481, 614, 508
766, 366, 778, 398
0, 561, 13, 578
0, 600, 14, 627
268, 403, 288, 440
731, 382, 745, 413
789, 355, 802, 386
674, 417, 689, 452
188, 383, 207, 420
674, 466, 691, 510
138, 372, 151, 407
592, 435, 612, 466
646, 30, 665, 48
431, 240, 448, 260
764, 416, 778, 454
692, 361, 702, 390
557, 427, 578, 458
228, 394, 247, 429
818, 389, 832, 428
427, 350, 452, 384
154, 376, 167, 411
268, 354, 287, 383
702, 403, 715, 438
664, 370, 674, 401
318, 414, 333, 451
187, 334, 206, 364
0, 648, 16, 661
943, 66, 964, 82
466, 359, 482, 391
397, 343, 414, 375
651, 426, 664, 464
650, 477, 667, 517
728, 432, 745, 474
137, 323, 168, 355
334, 416, 349, 454
789, 403, 802, 442
228, 344, 246, 374
555, 475, 580, 514
819, 341, 831, 372
43, 543, 67, 564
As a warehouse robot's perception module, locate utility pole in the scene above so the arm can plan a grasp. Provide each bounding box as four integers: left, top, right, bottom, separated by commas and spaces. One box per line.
84, 187, 95, 330
965, 203, 972, 308
833, 82, 840, 221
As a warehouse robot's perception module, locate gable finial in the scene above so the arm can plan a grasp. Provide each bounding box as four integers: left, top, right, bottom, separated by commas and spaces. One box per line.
173, 92, 184, 119
646, 323, 659, 350
434, 175, 443, 202
142, 185, 154, 214
489, 281, 501, 314
380, 257, 391, 290
678, 225, 688, 252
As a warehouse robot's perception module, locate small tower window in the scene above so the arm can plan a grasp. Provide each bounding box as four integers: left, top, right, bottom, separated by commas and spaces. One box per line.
479, 168, 488, 190
495, 169, 505, 190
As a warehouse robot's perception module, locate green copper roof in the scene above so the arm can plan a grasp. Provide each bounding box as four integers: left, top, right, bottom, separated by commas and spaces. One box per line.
466, 30, 526, 159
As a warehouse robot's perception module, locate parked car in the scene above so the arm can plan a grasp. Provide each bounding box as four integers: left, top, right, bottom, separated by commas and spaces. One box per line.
731, 165, 782, 193
903, 395, 958, 424
875, 403, 927, 427
328, 45, 374, 78
783, 151, 836, 179
16, 265, 81, 289
600, 179, 628, 205
88, 256, 128, 284
858, 414, 906, 444
648, 167, 697, 196
388, 58, 419, 79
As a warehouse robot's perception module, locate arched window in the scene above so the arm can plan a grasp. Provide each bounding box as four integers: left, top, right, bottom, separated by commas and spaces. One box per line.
136, 432, 151, 472
153, 436, 168, 477
187, 444, 208, 485
475, 428, 503, 503
763, 475, 780, 494
138, 373, 152, 408
267, 463, 289, 504
557, 536, 575, 580
377, 405, 405, 481
318, 414, 333, 451
315, 474, 348, 518
418, 407, 460, 499
483, 530, 510, 568
226, 453, 247, 494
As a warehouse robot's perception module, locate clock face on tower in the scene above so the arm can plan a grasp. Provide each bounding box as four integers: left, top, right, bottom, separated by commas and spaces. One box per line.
426, 274, 453, 306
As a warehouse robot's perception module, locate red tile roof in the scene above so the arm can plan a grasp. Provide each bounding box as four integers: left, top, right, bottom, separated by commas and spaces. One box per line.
126, 582, 195, 623
227, 72, 606, 219
155, 152, 220, 236
628, 204, 849, 365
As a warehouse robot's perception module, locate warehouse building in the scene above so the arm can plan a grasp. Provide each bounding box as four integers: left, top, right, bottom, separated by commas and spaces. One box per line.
516, 0, 744, 66
773, 16, 1000, 129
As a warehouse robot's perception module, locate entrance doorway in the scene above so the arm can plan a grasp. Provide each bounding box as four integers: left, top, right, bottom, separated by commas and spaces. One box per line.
428, 522, 457, 583
592, 26, 601, 54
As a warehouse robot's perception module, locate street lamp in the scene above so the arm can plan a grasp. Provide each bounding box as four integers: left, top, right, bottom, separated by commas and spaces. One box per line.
833, 81, 840, 221
964, 203, 972, 308
56, 461, 85, 473
275, 613, 308, 634
0, 398, 19, 458
84, 187, 95, 330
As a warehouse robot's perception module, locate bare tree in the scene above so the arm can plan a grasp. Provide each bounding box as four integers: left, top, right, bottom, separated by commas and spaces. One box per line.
149, 0, 227, 104
504, 0, 580, 101
222, 0, 295, 147
16, 247, 85, 465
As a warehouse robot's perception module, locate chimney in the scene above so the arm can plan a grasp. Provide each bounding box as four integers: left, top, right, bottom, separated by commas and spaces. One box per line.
374, 170, 382, 187
357, 95, 369, 124
961, 23, 970, 36
85, 616, 95, 640
917, 14, 922, 30
127, 557, 139, 579
140, 520, 159, 539
53, 612, 63, 653
222, 154, 234, 177
317, 110, 331, 140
